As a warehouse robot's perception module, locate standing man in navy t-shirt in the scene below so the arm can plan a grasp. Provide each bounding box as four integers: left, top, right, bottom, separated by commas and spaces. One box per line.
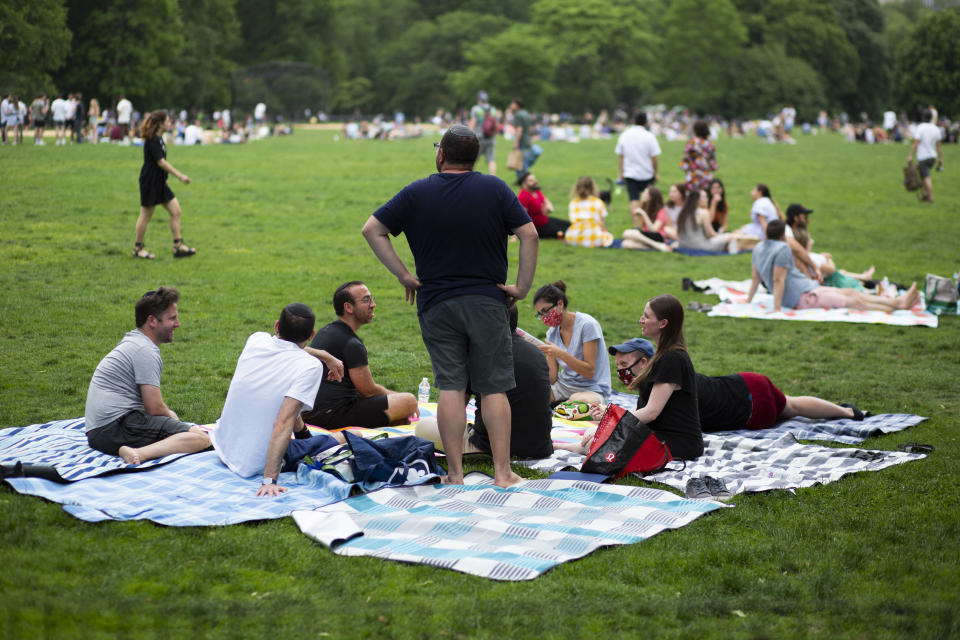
362, 125, 539, 488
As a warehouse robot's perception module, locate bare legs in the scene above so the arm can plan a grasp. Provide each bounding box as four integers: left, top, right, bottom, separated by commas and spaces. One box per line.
134, 197, 194, 256
118, 426, 210, 465
436, 389, 468, 484
780, 396, 855, 420
622, 228, 672, 253
385, 392, 419, 424
478, 392, 523, 488
435, 389, 522, 488
840, 283, 919, 311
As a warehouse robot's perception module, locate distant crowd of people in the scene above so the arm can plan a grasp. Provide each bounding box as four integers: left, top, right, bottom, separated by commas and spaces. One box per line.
0, 94, 284, 146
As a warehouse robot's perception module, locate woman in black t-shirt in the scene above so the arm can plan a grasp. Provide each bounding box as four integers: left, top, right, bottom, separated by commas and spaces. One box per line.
132, 110, 196, 259
585, 294, 703, 460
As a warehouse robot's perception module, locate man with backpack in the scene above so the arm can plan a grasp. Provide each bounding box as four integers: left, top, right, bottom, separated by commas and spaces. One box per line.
468, 90, 498, 174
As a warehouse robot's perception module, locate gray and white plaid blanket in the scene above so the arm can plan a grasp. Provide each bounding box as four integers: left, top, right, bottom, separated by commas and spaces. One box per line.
294, 472, 725, 581
515, 411, 927, 495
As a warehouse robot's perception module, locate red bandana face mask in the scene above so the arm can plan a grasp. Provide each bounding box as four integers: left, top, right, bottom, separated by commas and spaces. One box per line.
540, 307, 563, 328
617, 358, 645, 386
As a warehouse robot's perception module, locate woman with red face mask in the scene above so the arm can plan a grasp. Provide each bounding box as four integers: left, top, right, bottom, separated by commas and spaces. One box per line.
532, 281, 611, 406
582, 294, 703, 461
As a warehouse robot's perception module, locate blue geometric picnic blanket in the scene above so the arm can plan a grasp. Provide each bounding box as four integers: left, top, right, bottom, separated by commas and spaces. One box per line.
293, 471, 725, 581
0, 418, 192, 481
4, 450, 355, 526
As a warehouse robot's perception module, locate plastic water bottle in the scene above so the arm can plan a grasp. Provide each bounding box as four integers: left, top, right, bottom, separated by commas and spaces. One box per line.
880, 276, 894, 298
418, 377, 430, 405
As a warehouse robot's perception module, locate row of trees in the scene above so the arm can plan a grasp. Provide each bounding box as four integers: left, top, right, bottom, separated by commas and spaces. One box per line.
2, 0, 958, 121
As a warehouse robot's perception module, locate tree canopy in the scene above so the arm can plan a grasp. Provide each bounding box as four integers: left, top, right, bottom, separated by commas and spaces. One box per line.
4, 0, 958, 120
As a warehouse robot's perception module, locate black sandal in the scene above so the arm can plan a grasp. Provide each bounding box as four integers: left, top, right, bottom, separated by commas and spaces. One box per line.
132, 242, 155, 259
173, 238, 197, 258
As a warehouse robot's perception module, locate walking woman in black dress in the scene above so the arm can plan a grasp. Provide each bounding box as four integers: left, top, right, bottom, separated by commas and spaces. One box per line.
133, 110, 196, 259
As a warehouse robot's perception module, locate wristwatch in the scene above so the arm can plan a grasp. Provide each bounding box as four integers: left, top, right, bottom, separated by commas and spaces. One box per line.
261, 477, 275, 486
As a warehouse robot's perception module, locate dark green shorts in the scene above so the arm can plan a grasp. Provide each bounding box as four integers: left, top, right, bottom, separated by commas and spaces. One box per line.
418, 295, 514, 394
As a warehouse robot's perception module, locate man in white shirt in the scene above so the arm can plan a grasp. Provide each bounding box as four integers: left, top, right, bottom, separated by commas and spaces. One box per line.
615, 111, 661, 228
116, 95, 133, 140
183, 120, 203, 145
51, 93, 68, 145
211, 303, 345, 496
907, 108, 944, 203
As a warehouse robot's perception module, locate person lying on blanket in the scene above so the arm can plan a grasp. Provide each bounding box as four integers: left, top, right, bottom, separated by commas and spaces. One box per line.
559, 295, 704, 460
748, 219, 920, 312
604, 337, 867, 432
85, 287, 210, 465
211, 303, 347, 497
415, 304, 554, 459
301, 281, 419, 429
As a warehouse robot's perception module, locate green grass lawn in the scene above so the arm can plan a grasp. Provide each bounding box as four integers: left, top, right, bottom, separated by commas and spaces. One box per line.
1, 130, 958, 639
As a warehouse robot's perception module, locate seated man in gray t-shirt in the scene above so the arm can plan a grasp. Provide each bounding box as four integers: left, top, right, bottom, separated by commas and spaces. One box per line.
747, 220, 919, 312
84, 287, 209, 464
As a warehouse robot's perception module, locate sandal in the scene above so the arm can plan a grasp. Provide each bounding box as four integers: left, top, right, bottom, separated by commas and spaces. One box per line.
173, 238, 197, 258
132, 242, 155, 259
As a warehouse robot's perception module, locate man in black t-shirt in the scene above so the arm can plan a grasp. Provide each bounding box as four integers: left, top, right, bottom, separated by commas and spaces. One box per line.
362, 125, 538, 488
301, 281, 418, 428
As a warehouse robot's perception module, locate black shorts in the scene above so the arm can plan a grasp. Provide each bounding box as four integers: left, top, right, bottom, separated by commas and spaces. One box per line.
33, 119, 45, 128
302, 395, 389, 429
86, 410, 193, 456
625, 177, 655, 201
917, 158, 936, 179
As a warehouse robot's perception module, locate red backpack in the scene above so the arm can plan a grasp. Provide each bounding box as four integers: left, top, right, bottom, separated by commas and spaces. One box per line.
481, 108, 498, 138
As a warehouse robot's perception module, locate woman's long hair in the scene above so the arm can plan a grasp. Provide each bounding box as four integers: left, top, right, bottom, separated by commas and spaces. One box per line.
675, 189, 701, 233
140, 110, 168, 140
644, 186, 664, 219
709, 179, 727, 214
628, 294, 686, 390
756, 182, 784, 221
571, 176, 597, 200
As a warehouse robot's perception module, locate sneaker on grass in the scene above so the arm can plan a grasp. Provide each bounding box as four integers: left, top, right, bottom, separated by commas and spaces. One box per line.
703, 475, 732, 498
685, 477, 712, 499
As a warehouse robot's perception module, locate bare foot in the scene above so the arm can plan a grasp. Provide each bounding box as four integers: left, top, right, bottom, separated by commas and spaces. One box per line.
863, 265, 876, 280
900, 283, 920, 309
442, 474, 464, 485
658, 243, 673, 253
118, 446, 141, 465
493, 470, 525, 489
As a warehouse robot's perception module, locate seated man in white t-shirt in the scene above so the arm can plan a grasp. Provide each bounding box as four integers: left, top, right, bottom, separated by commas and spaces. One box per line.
211, 303, 345, 496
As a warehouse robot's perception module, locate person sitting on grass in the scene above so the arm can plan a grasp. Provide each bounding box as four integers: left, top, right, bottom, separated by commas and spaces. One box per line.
748, 220, 919, 312
517, 171, 570, 239
563, 295, 703, 461
605, 337, 865, 432
533, 280, 612, 406
212, 303, 346, 497
675, 188, 747, 253
301, 281, 419, 429
622, 185, 674, 252
84, 287, 210, 465
564, 176, 614, 248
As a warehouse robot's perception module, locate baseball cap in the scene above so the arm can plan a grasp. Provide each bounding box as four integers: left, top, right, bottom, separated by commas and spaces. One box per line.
608, 338, 655, 357
478, 90, 489, 104
785, 203, 813, 224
